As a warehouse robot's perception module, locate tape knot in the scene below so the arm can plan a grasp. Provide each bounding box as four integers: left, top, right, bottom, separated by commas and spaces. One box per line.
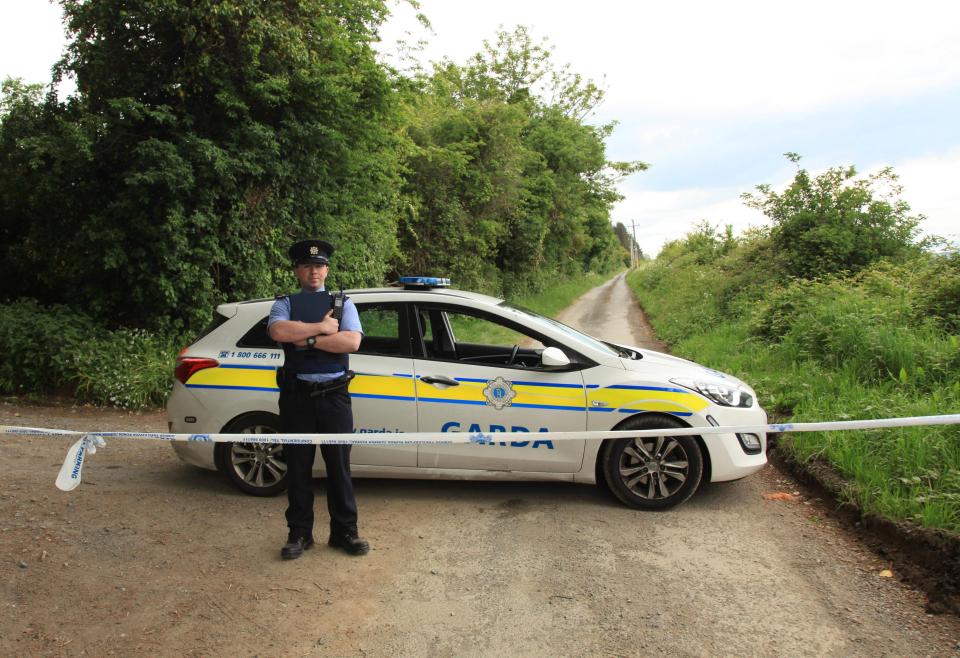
82, 434, 107, 454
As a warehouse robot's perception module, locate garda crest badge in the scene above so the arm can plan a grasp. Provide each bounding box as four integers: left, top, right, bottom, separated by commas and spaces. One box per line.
309, 245, 319, 256
483, 376, 517, 410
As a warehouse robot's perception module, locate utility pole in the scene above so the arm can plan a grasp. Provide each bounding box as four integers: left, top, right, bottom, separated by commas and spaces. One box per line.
630, 220, 638, 269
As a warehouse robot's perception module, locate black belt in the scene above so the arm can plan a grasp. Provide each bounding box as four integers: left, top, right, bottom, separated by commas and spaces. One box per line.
294, 370, 355, 397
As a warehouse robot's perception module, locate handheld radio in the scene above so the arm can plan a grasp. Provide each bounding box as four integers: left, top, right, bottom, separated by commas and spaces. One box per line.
332, 289, 345, 321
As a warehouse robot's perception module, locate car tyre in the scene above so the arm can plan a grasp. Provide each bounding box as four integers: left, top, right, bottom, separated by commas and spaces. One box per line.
602, 415, 703, 510
214, 412, 288, 496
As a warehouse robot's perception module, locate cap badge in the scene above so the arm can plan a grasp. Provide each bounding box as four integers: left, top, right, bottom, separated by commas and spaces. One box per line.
309, 246, 319, 256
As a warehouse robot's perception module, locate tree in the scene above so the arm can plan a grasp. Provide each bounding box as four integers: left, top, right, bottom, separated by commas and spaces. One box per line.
2, 16, 645, 326
742, 153, 922, 279
1, 0, 402, 330
0, 79, 97, 306
397, 80, 529, 293
395, 26, 645, 296
613, 222, 641, 261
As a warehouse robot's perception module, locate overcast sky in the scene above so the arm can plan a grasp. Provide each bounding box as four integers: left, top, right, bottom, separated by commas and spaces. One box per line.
3, 0, 958, 256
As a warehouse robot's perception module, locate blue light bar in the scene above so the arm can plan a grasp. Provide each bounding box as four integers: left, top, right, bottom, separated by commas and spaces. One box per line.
399, 276, 451, 288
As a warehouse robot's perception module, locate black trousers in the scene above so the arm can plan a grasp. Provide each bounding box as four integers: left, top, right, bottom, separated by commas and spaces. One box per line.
279, 385, 358, 540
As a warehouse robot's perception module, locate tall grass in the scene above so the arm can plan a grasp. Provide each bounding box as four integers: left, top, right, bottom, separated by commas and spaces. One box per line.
627, 251, 960, 534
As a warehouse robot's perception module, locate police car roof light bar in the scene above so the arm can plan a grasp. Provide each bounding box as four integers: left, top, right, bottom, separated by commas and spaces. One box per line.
398, 276, 451, 289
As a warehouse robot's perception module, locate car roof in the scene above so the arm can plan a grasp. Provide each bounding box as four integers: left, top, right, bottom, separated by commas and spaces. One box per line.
220, 287, 505, 314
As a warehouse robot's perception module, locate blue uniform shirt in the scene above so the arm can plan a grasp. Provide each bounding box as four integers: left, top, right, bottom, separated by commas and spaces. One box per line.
268, 288, 363, 382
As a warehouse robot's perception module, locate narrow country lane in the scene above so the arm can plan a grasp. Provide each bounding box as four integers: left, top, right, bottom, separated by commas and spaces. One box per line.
554, 272, 667, 350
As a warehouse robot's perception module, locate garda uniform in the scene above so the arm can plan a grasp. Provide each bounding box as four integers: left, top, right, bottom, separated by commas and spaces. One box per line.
268, 239, 369, 559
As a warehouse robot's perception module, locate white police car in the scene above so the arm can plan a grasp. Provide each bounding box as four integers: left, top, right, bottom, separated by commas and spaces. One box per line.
167, 278, 767, 509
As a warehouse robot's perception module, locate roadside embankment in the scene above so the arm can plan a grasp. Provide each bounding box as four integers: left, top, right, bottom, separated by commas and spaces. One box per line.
625, 234, 960, 613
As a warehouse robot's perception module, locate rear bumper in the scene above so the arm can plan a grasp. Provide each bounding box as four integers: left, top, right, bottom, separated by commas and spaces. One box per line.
171, 441, 217, 471
167, 382, 217, 471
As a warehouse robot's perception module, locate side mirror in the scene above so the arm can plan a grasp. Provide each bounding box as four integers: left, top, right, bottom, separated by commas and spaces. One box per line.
541, 346, 571, 368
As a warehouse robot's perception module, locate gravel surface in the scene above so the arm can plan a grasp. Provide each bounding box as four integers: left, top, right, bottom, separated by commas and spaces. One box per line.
2, 274, 959, 656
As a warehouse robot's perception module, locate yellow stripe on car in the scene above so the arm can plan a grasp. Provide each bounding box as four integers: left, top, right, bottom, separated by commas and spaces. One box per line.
186, 366, 279, 391
350, 374, 417, 400
588, 386, 708, 414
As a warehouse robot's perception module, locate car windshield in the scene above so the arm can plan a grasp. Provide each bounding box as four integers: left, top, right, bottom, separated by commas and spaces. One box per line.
497, 301, 621, 357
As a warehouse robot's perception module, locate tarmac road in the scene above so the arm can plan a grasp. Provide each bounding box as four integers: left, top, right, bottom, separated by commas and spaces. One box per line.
2, 274, 958, 656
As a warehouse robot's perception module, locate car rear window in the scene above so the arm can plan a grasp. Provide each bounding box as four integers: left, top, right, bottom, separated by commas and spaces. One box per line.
356, 304, 404, 356
193, 311, 230, 344
237, 316, 278, 348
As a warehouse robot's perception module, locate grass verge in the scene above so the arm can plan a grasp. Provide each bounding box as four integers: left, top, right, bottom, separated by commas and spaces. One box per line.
626, 266, 960, 534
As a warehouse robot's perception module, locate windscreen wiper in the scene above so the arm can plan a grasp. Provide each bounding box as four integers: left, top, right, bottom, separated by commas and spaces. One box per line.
606, 342, 641, 359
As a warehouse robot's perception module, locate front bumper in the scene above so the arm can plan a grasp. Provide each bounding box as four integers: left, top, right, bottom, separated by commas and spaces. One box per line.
700, 406, 768, 482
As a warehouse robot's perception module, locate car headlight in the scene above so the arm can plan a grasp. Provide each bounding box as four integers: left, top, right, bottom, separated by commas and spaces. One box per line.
670, 378, 754, 408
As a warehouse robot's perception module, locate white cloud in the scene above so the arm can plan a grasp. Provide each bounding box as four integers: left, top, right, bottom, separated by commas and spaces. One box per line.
2, 0, 957, 257
616, 147, 960, 257
892, 149, 960, 244
0, 1, 64, 85
612, 186, 769, 257
381, 0, 960, 117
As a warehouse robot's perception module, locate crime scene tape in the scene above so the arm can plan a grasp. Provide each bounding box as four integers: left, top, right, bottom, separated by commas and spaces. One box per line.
2, 413, 959, 491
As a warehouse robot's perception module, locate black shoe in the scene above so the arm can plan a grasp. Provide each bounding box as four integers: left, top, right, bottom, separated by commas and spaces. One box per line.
281, 536, 314, 560
328, 533, 370, 556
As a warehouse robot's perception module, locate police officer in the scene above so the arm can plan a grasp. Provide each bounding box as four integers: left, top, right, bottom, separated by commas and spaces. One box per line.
267, 239, 369, 559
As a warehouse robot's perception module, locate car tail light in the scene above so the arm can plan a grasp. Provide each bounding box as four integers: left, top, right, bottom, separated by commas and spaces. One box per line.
174, 355, 219, 384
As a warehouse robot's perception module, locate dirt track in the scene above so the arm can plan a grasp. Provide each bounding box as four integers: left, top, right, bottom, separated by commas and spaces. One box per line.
2, 274, 959, 656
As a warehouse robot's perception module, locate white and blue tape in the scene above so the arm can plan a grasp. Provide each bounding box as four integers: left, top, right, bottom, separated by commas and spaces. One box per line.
2, 413, 959, 491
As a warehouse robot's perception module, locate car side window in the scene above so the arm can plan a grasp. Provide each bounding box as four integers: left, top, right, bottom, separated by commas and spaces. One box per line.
446, 312, 544, 349
416, 306, 550, 369
356, 304, 404, 356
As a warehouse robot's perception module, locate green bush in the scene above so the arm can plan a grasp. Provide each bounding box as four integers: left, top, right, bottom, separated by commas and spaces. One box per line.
741, 155, 922, 279
628, 233, 960, 533
627, 222, 754, 345
72, 328, 179, 409
747, 262, 960, 389
0, 299, 99, 393
0, 300, 178, 409
898, 251, 960, 332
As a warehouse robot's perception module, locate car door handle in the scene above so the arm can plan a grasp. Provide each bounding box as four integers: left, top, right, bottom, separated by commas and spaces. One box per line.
420, 375, 460, 387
